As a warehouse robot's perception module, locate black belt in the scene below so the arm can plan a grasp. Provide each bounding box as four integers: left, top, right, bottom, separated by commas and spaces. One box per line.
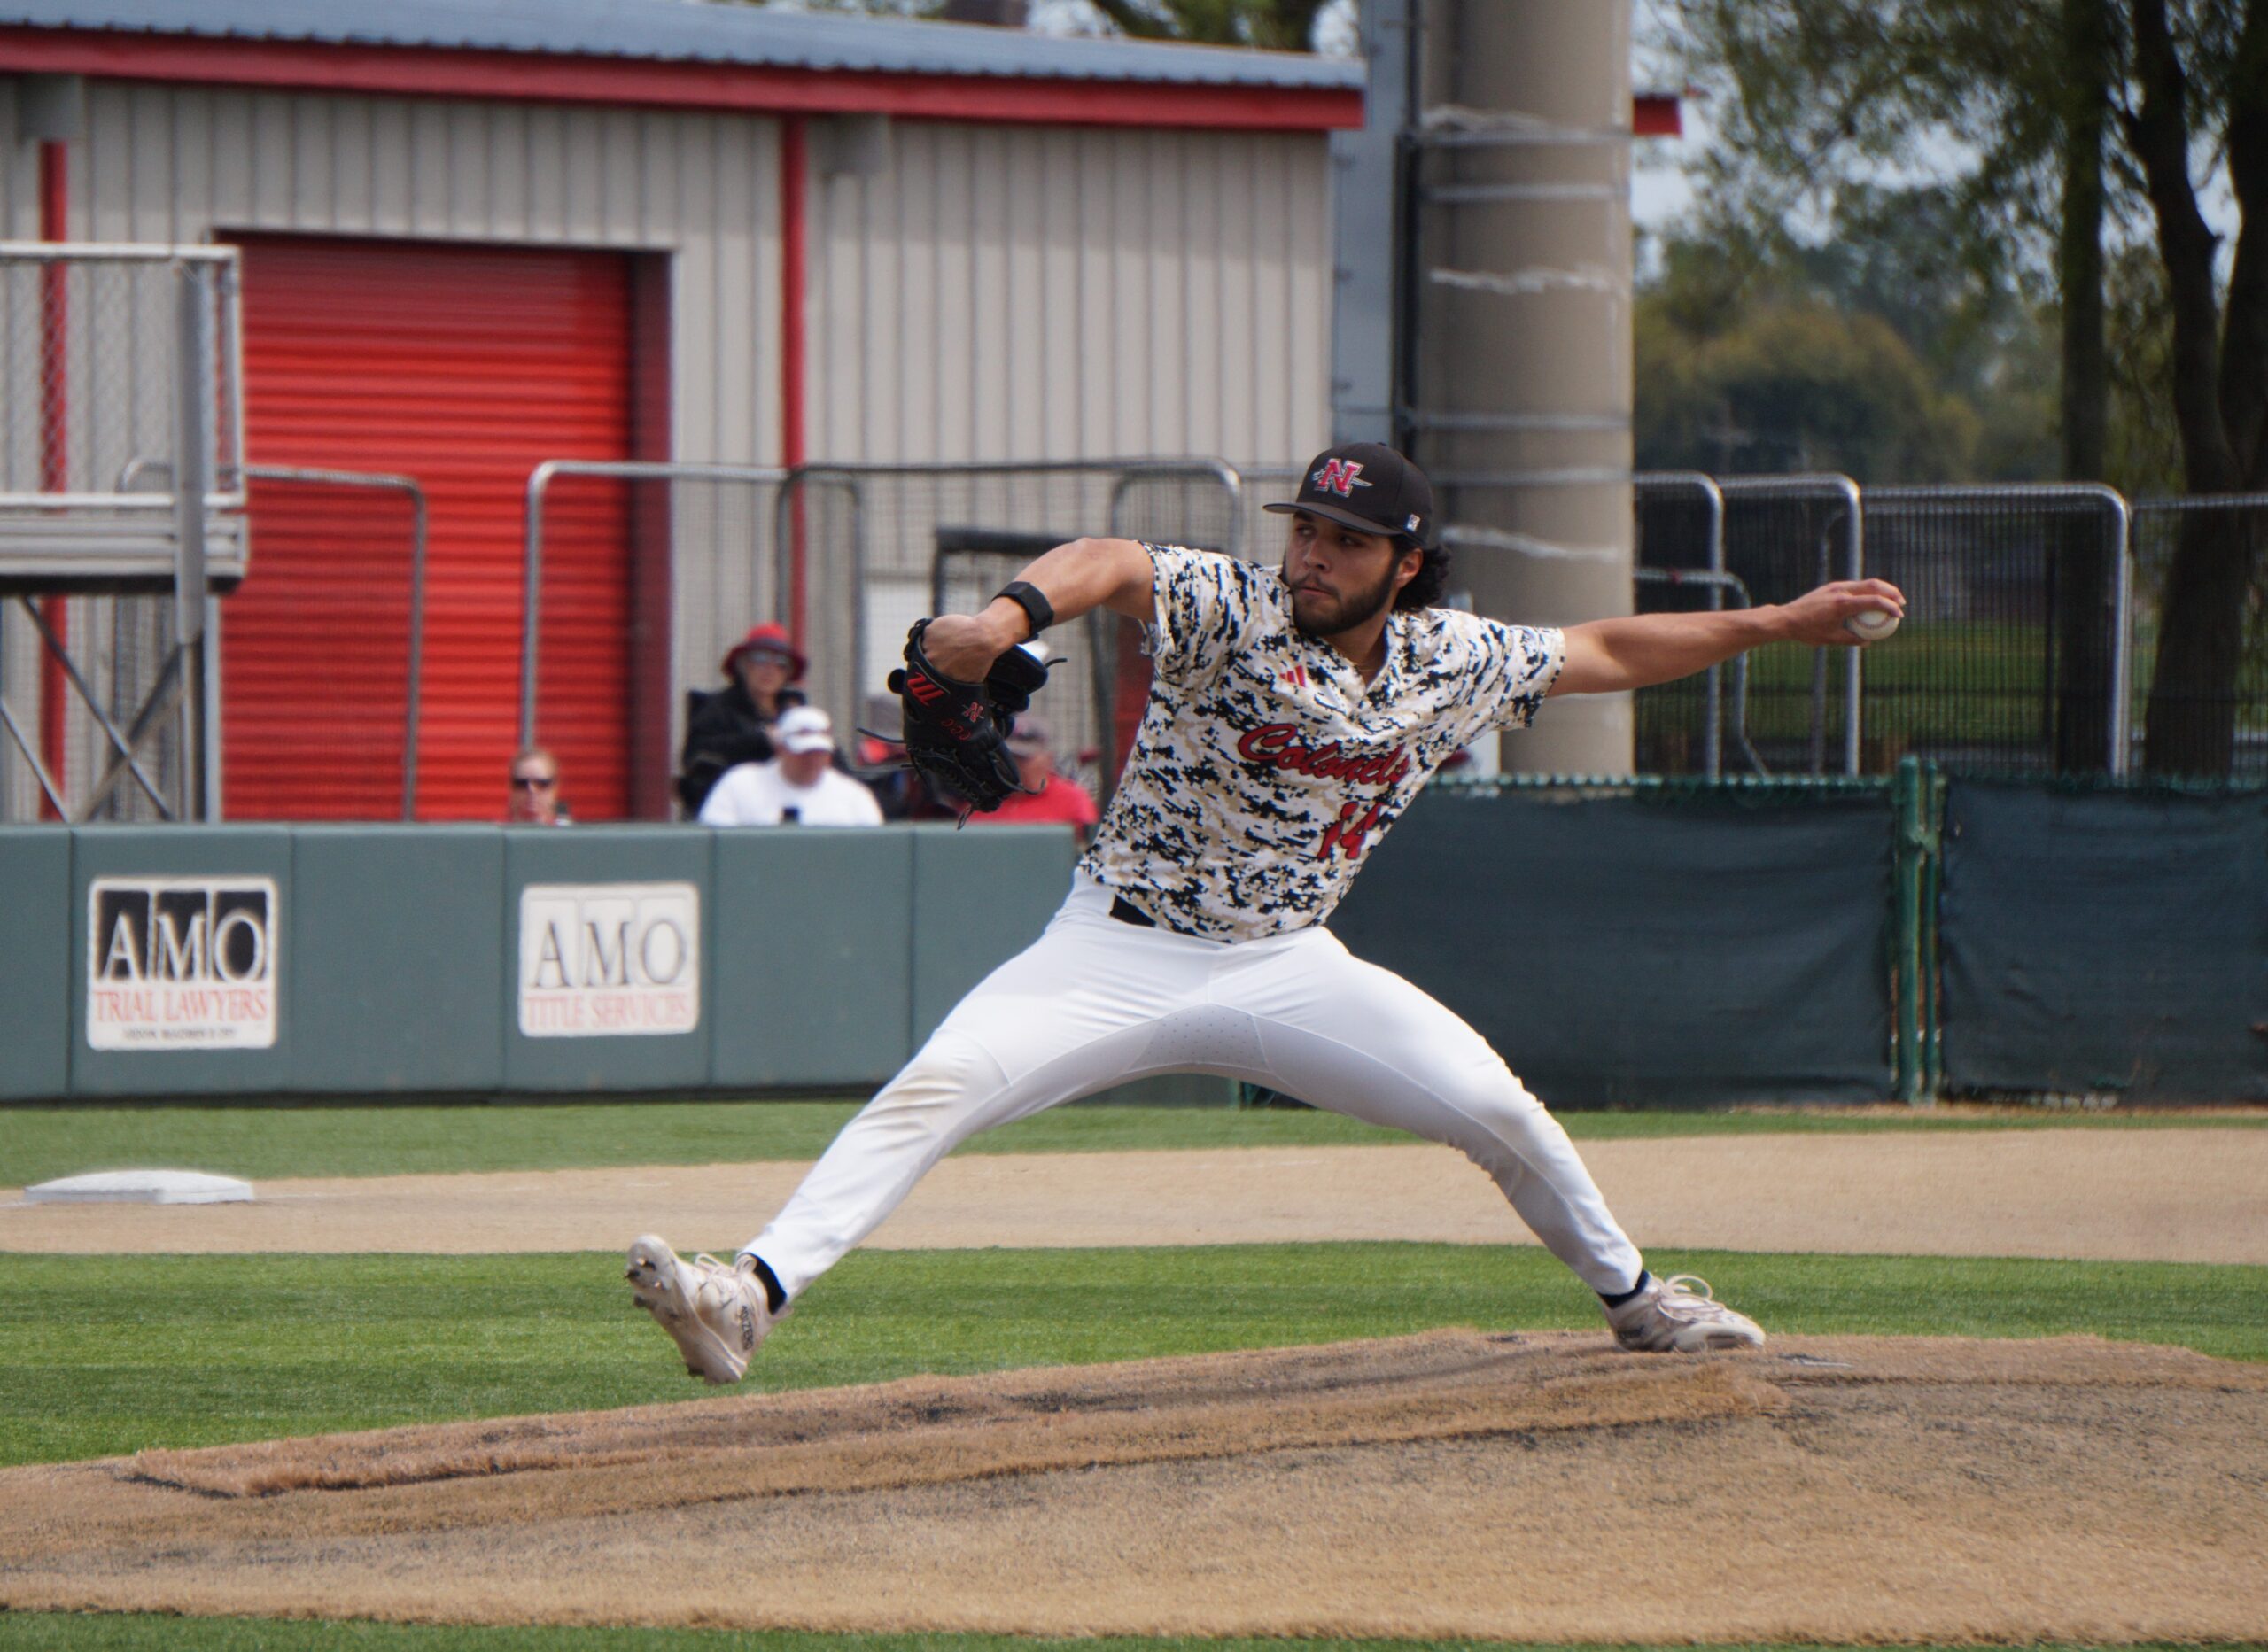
1107, 895, 1159, 928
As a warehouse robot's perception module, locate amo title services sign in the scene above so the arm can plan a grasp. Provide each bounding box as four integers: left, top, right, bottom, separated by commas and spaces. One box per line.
87, 877, 279, 1050
518, 881, 701, 1038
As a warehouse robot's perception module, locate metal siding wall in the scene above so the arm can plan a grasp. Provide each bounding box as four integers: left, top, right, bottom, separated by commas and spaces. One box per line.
810, 120, 1332, 467
0, 83, 1331, 820
0, 82, 783, 814
56, 86, 781, 471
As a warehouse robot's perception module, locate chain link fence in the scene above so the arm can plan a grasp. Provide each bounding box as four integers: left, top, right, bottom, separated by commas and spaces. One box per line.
523, 462, 787, 823
1632, 473, 1729, 776
0, 245, 243, 508
0, 586, 187, 823
783, 461, 1242, 805
1860, 485, 2130, 778
1713, 476, 1866, 776
0, 245, 245, 823
2128, 496, 2268, 783
218, 467, 427, 821
513, 454, 2268, 815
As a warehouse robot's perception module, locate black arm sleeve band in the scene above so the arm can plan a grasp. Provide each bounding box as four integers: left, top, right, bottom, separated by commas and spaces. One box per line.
996, 580, 1055, 640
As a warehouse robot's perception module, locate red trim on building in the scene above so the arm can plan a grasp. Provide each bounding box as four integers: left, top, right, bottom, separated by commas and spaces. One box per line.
37, 138, 68, 820
0, 28, 1364, 132
780, 115, 809, 651
1634, 93, 1682, 138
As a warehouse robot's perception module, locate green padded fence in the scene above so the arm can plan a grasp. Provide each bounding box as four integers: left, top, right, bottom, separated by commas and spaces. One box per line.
0, 824, 1081, 1105
0, 829, 70, 1101
1, 795, 2259, 1107
710, 828, 916, 1091
1332, 776, 1900, 1107
1937, 778, 2268, 1101
291, 826, 506, 1095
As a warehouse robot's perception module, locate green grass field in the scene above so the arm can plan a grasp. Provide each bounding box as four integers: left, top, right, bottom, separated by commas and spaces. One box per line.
5, 1241, 2263, 1649
4, 1243, 2264, 1648
4, 1098, 2256, 1188
4, 1243, 2263, 1469
7, 1099, 2264, 1652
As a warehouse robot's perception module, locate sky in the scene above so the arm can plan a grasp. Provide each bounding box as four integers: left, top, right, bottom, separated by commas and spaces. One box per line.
1024, 0, 1701, 233
754, 0, 2046, 246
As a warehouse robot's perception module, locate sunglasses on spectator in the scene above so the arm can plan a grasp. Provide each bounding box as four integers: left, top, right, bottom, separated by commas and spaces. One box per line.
743, 649, 794, 666
511, 775, 557, 789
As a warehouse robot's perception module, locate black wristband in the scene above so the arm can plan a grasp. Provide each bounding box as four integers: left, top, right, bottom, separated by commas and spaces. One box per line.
996, 580, 1054, 640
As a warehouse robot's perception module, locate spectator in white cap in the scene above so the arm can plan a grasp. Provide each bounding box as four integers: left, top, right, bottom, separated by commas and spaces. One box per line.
698, 706, 884, 828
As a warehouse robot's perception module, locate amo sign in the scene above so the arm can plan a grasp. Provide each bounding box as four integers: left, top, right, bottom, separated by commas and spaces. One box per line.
518, 881, 701, 1038
87, 877, 279, 1051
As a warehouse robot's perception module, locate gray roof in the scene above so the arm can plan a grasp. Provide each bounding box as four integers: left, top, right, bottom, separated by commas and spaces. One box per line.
0, 0, 1363, 89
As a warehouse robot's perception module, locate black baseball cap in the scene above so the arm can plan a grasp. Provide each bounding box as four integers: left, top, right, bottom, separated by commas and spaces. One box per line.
1263, 442, 1436, 549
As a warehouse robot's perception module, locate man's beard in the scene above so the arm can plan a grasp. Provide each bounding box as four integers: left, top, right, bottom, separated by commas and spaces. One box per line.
1286, 558, 1400, 639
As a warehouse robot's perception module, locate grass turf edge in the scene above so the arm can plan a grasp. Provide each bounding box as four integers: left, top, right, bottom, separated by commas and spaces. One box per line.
4, 1099, 2264, 1188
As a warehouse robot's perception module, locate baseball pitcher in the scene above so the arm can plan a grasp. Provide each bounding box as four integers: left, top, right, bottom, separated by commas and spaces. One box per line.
628, 442, 1907, 1380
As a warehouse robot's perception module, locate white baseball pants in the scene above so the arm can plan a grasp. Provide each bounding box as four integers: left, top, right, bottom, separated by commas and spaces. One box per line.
747, 873, 1645, 1300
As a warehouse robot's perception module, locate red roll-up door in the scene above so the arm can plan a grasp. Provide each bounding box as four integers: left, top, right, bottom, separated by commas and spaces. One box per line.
225, 237, 635, 821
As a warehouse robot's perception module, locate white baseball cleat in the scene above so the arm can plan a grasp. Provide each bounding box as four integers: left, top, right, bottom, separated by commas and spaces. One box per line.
1604, 1273, 1766, 1353
625, 1234, 787, 1384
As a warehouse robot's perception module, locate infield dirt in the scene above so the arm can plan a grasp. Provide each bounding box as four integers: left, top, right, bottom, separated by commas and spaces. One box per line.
3, 1329, 2263, 1643
7, 1126, 2266, 1261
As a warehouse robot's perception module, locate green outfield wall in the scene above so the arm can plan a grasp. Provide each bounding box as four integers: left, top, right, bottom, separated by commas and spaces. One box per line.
1939, 780, 2268, 1101
1333, 781, 1899, 1107
0, 824, 1077, 1105
0, 787, 2259, 1107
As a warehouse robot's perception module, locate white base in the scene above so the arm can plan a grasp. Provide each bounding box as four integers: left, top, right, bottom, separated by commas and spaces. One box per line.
25, 1169, 254, 1205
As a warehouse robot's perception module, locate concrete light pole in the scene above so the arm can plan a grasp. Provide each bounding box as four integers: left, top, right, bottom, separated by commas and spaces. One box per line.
1406, 0, 1635, 774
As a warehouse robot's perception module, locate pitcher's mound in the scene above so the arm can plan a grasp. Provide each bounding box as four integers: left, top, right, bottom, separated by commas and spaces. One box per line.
4, 1330, 2263, 1643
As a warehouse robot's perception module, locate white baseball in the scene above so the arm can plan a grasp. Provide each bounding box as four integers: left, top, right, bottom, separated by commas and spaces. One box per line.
1845, 609, 1900, 642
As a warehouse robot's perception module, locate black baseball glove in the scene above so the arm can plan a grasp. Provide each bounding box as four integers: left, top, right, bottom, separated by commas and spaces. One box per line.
887, 620, 1053, 814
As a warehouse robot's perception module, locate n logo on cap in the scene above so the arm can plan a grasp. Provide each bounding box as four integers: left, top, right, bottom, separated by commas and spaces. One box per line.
1312, 459, 1370, 497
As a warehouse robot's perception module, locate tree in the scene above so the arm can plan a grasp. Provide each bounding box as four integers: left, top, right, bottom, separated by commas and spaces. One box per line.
1080, 0, 1329, 49
1659, 0, 2268, 777
2118, 0, 2268, 774
711, 0, 1332, 50
1636, 285, 1985, 483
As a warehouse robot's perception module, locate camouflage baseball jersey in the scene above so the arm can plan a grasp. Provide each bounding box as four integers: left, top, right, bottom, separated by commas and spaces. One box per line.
1078, 545, 1564, 942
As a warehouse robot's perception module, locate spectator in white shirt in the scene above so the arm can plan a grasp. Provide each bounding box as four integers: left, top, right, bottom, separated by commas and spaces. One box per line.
698, 706, 883, 827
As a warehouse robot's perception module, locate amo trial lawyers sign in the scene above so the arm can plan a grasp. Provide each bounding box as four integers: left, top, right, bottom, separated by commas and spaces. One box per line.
87, 877, 279, 1051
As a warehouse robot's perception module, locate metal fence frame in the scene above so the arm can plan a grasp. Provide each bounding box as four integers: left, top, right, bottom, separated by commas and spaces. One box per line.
1633, 470, 1728, 777
0, 244, 245, 822
245, 465, 428, 819
519, 459, 790, 749
775, 459, 1247, 713
2125, 492, 2264, 779
0, 242, 246, 515
494, 457, 2260, 814
1863, 482, 2133, 779
1631, 564, 1767, 777
1716, 473, 1865, 777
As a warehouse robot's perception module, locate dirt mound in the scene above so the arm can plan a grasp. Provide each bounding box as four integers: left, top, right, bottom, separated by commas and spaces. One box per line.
3, 1330, 2264, 1643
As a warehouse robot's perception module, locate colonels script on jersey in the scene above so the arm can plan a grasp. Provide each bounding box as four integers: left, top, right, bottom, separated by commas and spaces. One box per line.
1079, 545, 1564, 942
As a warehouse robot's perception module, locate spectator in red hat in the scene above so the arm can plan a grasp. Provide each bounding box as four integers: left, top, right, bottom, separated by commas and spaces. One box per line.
677, 622, 809, 815
973, 713, 1099, 838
